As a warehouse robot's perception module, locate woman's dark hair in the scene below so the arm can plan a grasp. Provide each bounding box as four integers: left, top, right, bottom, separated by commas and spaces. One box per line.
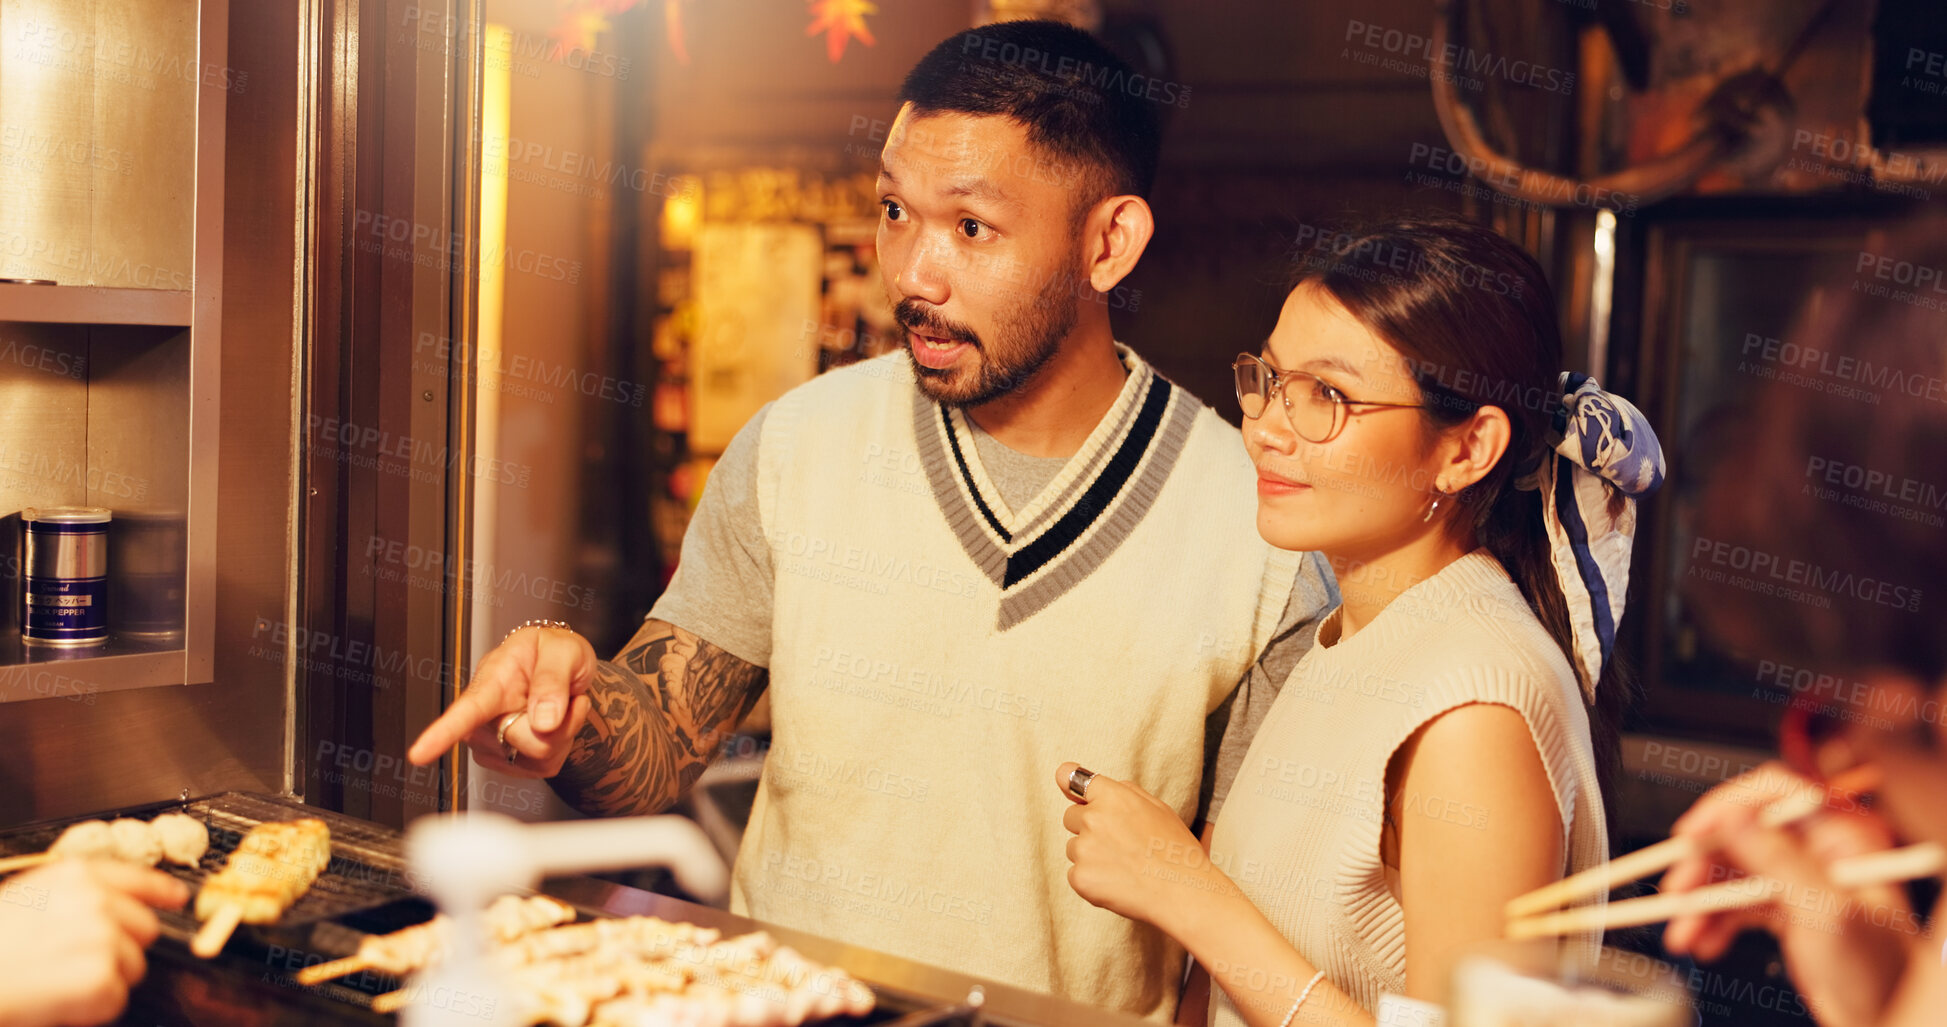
1691, 222, 1947, 686
898, 20, 1161, 205
1291, 216, 1632, 839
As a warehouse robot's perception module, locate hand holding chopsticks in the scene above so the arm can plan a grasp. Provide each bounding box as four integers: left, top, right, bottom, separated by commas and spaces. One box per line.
1504, 764, 1940, 940
1506, 842, 1944, 940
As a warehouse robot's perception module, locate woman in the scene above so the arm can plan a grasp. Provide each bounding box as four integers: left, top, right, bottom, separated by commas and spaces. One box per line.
1055, 218, 1664, 1025
1653, 223, 1947, 1027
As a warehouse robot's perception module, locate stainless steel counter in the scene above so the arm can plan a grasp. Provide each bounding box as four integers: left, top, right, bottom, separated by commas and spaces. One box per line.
541, 875, 1157, 1027
61, 792, 1154, 1027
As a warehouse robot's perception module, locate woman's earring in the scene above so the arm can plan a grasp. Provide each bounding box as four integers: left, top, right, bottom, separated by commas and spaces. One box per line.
1423, 492, 1444, 523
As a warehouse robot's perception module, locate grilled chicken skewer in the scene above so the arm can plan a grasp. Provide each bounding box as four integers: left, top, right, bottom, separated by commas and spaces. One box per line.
192, 818, 331, 958
371, 922, 875, 1027
577, 931, 875, 1027
295, 894, 580, 984
0, 813, 211, 874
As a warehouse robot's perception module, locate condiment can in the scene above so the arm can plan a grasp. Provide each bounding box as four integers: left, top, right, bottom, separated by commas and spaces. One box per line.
22, 507, 110, 646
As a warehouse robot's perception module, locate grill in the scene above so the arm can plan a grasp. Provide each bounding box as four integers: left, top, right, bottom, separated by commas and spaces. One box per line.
0, 792, 421, 933
0, 793, 982, 1026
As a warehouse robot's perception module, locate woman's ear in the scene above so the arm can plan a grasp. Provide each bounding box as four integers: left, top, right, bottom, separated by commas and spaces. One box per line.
1438, 405, 1512, 493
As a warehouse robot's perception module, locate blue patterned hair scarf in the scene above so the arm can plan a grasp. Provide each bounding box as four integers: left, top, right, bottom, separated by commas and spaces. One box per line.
1521, 372, 1666, 702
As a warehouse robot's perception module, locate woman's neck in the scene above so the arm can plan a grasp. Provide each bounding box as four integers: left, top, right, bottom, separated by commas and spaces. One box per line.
1324, 529, 1476, 643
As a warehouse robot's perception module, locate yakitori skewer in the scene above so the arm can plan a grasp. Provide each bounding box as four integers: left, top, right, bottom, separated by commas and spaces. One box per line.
369, 921, 875, 1026
1502, 765, 1880, 920
192, 818, 331, 958
0, 813, 210, 875
295, 894, 579, 985
1505, 841, 1946, 940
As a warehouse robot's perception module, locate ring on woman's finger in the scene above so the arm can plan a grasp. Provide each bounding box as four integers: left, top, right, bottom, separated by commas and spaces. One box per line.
498, 710, 527, 764
1067, 766, 1096, 801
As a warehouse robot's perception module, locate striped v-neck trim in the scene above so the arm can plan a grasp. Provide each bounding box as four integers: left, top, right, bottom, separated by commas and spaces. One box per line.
912, 356, 1197, 631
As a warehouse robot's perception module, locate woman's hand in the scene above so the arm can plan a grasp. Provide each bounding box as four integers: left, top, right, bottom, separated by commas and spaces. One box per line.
1664, 762, 1914, 1027
1054, 761, 1225, 930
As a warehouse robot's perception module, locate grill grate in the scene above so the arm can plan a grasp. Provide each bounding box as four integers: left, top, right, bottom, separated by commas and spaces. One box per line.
0, 793, 965, 1025
0, 792, 420, 938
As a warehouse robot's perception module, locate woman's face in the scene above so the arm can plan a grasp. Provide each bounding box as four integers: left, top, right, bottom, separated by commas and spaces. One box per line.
1244, 284, 1453, 563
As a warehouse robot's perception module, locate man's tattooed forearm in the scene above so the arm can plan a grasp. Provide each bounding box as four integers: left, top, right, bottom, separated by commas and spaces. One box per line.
548, 621, 767, 817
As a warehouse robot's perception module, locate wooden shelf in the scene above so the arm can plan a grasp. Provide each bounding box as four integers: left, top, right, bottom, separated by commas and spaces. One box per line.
0, 284, 193, 327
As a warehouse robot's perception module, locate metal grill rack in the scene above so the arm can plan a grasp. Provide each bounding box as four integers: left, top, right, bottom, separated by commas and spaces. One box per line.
0, 791, 421, 938
0, 793, 980, 1025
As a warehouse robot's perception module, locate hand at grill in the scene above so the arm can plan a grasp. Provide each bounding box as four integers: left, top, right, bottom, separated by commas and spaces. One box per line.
1054, 761, 1226, 930
0, 859, 188, 1027
407, 623, 595, 778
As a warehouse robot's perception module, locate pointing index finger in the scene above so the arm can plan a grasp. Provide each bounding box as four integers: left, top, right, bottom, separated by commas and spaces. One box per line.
408, 660, 521, 765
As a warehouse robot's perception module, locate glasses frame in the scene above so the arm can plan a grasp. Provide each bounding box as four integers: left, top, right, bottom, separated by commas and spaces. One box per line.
1233, 352, 1431, 443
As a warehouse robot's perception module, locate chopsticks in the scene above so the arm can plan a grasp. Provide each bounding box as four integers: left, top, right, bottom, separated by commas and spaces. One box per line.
1503, 765, 1940, 940
1505, 842, 1945, 940
1495, 763, 1876, 923
1502, 776, 1842, 921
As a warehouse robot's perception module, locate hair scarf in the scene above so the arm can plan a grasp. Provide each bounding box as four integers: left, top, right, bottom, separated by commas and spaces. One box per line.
1518, 373, 1666, 703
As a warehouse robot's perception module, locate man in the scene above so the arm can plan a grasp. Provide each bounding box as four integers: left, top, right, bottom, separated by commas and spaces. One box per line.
410, 20, 1334, 1021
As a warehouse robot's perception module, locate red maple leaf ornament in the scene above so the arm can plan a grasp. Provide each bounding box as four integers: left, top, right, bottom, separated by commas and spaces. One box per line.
805, 0, 877, 63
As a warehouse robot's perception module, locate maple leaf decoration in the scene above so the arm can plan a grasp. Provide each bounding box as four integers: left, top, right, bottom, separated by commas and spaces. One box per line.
806, 0, 877, 63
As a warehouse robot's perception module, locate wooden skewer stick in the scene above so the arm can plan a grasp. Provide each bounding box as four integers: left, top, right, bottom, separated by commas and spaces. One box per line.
192, 903, 245, 959
1506, 841, 1946, 940
295, 954, 377, 986
0, 853, 52, 875
1502, 766, 1879, 920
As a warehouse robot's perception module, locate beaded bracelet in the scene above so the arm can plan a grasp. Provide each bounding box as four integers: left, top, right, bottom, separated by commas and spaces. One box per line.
1278, 971, 1328, 1027
503, 619, 573, 642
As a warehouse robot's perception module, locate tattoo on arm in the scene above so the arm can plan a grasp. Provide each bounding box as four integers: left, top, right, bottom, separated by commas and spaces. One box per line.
548, 620, 768, 817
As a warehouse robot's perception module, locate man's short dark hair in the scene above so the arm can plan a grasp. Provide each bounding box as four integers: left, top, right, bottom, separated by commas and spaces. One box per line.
896, 20, 1162, 204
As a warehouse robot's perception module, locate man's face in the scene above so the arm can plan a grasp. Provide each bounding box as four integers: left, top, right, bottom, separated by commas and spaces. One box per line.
875, 107, 1094, 406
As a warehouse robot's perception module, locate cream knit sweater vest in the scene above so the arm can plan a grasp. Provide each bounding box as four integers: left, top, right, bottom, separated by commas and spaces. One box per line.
1208, 551, 1607, 1023
732, 349, 1299, 1021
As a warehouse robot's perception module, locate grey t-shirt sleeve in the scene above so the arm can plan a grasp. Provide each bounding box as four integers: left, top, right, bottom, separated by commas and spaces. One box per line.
646, 405, 775, 668
1194, 550, 1341, 831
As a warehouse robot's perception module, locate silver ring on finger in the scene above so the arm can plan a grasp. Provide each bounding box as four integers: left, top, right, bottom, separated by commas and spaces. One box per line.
498, 710, 526, 764
1067, 766, 1096, 801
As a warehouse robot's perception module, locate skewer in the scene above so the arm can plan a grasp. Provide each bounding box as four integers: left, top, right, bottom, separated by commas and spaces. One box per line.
371, 922, 874, 1025
371, 988, 409, 1015
192, 904, 245, 959
0, 813, 209, 877
1502, 765, 1880, 920
192, 818, 330, 959
1505, 841, 1946, 940
295, 895, 579, 985
0, 853, 52, 874
295, 954, 376, 987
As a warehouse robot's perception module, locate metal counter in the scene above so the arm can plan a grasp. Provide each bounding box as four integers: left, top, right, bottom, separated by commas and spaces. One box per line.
0, 793, 1151, 1027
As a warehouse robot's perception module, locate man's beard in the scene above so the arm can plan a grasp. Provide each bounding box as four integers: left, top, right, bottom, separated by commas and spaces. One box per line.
895, 273, 1078, 408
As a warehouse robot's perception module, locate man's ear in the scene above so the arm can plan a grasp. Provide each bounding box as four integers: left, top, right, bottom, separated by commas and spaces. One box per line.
1084, 194, 1154, 294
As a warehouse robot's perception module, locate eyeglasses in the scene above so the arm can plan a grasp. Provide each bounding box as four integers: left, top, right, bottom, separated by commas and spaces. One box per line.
1233, 352, 1430, 443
